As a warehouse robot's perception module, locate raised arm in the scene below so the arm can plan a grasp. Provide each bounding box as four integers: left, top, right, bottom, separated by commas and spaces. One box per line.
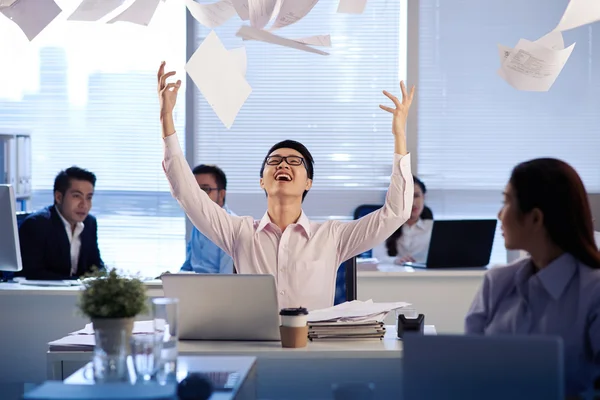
158, 62, 242, 256
334, 82, 415, 263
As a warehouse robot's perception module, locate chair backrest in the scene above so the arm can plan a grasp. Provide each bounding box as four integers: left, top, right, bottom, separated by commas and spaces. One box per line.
352, 204, 383, 258
403, 334, 564, 400
334, 256, 358, 304
16, 211, 31, 228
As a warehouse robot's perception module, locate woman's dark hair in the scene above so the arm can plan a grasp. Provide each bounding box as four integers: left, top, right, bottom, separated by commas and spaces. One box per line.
509, 158, 600, 269
385, 176, 433, 257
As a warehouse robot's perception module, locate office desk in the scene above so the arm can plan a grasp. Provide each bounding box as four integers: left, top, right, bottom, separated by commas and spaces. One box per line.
64, 356, 257, 400
48, 326, 436, 399
358, 264, 488, 333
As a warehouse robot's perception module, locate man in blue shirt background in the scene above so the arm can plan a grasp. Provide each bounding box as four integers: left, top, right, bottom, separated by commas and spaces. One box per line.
180, 164, 235, 274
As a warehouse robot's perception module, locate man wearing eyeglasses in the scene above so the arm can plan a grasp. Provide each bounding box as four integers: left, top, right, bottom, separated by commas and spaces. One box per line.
179, 164, 235, 274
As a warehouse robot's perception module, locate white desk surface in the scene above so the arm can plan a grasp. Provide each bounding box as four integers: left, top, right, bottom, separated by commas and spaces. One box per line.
357, 263, 491, 278
64, 356, 257, 400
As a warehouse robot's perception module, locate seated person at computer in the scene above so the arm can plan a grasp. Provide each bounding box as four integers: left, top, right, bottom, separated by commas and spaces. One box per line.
464, 158, 600, 397
372, 176, 433, 264
157, 62, 415, 310
180, 164, 235, 274
18, 167, 104, 280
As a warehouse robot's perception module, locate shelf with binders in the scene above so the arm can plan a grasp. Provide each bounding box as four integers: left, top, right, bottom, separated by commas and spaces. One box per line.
0, 132, 32, 211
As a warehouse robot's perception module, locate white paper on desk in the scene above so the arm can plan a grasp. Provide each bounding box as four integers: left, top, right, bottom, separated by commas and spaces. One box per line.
185, 0, 236, 28
70, 320, 156, 336
269, 0, 319, 30
308, 299, 411, 323
0, 0, 61, 41
554, 0, 600, 32
229, 46, 247, 76
186, 30, 252, 129
498, 31, 565, 65
248, 0, 278, 29
337, 0, 367, 14
107, 0, 161, 26
68, 0, 124, 21
293, 34, 331, 47
231, 0, 249, 20
236, 25, 329, 55
498, 38, 575, 92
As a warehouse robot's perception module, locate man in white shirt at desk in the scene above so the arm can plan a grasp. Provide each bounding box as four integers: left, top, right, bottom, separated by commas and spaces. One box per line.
156, 62, 415, 310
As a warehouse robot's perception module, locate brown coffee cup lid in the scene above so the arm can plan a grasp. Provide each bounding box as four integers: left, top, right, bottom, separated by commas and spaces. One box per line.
279, 307, 308, 316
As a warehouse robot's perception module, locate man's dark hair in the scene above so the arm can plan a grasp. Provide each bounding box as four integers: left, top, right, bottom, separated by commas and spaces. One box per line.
192, 164, 227, 190
259, 140, 315, 201
53, 166, 96, 197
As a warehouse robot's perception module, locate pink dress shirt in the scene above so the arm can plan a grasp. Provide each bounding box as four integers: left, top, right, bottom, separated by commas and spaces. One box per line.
163, 133, 414, 310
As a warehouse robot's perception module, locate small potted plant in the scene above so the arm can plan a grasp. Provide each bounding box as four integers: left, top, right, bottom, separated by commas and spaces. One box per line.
78, 268, 148, 356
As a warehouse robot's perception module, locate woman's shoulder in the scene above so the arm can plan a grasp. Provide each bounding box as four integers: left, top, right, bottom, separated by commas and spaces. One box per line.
485, 257, 530, 282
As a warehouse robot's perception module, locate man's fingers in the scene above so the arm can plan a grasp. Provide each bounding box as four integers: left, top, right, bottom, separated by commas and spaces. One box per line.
408, 85, 416, 104
400, 81, 408, 101
157, 61, 166, 84
382, 90, 401, 108
379, 104, 395, 113
161, 81, 181, 93
159, 71, 177, 90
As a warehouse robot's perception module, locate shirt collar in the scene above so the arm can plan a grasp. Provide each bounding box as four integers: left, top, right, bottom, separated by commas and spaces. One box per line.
256, 210, 311, 237
55, 206, 85, 235
515, 253, 578, 300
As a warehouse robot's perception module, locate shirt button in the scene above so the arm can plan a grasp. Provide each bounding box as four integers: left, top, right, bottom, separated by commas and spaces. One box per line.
279, 290, 285, 295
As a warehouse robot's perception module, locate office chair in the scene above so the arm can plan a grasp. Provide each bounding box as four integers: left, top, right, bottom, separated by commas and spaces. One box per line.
352, 205, 383, 259
16, 211, 31, 228
334, 256, 357, 304
403, 334, 564, 400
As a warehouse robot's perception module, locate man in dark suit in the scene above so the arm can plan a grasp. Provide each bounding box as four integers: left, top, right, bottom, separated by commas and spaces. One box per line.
18, 166, 104, 280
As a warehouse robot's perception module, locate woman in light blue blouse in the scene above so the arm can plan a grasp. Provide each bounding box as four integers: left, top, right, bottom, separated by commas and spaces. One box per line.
465, 158, 600, 397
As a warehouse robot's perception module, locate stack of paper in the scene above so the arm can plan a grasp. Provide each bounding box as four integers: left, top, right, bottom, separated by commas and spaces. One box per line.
307, 300, 410, 341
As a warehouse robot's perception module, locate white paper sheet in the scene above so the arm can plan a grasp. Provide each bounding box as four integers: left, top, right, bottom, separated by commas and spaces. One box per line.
185, 0, 236, 28
270, 0, 319, 30
498, 31, 565, 65
107, 0, 161, 26
231, 0, 249, 20
185, 30, 252, 129
337, 0, 367, 14
308, 299, 411, 323
248, 0, 277, 29
554, 0, 600, 32
0, 0, 18, 8
498, 38, 575, 92
229, 46, 247, 76
236, 25, 329, 55
67, 0, 125, 21
293, 34, 331, 47
69, 320, 155, 335
0, 0, 61, 41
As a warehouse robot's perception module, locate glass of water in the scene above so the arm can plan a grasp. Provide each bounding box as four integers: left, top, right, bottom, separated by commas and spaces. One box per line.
130, 333, 162, 383
152, 297, 179, 384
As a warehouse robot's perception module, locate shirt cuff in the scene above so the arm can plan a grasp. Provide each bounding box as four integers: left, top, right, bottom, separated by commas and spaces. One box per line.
393, 153, 411, 175
163, 132, 184, 160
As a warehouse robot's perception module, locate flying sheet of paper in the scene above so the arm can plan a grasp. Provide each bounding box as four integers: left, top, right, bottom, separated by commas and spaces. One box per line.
231, 0, 249, 20
236, 25, 329, 55
293, 34, 331, 47
270, 0, 319, 30
554, 0, 600, 32
0, 0, 18, 8
0, 0, 61, 41
248, 0, 277, 29
498, 31, 565, 65
107, 0, 161, 26
68, 0, 125, 21
185, 31, 252, 129
498, 39, 575, 92
185, 0, 236, 28
337, 0, 367, 14
228, 47, 247, 76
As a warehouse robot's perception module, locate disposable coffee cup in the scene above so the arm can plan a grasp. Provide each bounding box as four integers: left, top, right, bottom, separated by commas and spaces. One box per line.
279, 307, 309, 348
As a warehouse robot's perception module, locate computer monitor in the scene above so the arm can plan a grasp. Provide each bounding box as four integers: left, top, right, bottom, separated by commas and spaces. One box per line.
0, 184, 23, 272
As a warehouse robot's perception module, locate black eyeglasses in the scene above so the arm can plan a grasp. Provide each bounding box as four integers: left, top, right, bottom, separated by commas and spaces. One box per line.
200, 186, 220, 194
265, 155, 305, 167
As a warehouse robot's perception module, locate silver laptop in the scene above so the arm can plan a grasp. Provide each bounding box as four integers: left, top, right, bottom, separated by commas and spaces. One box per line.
161, 274, 281, 341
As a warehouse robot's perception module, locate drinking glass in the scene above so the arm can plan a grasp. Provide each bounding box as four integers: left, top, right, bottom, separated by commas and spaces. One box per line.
130, 333, 163, 383
153, 297, 179, 384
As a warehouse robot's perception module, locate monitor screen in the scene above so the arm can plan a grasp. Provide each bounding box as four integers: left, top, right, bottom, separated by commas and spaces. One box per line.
0, 184, 23, 271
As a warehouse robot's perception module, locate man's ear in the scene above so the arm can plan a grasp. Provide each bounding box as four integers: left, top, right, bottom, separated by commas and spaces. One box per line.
305, 178, 312, 191
218, 189, 226, 206
54, 191, 63, 205
259, 177, 265, 190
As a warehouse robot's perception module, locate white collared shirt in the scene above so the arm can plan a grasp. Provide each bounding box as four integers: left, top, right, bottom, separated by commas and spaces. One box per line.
372, 219, 434, 264
163, 133, 414, 311
55, 206, 85, 276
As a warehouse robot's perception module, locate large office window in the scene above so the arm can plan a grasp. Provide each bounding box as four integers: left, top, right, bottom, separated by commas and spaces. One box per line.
0, 0, 187, 277
417, 0, 600, 263
192, 0, 408, 220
